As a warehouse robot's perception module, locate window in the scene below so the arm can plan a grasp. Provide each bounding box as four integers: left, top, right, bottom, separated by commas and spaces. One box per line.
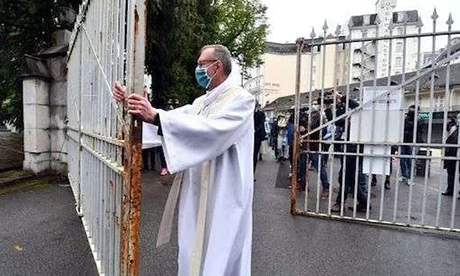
436, 96, 444, 112
397, 12, 405, 23
395, 57, 402, 67
363, 15, 370, 25
396, 42, 403, 52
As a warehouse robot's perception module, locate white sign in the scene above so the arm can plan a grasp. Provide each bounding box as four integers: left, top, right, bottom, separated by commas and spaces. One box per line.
362, 86, 402, 111
349, 86, 404, 175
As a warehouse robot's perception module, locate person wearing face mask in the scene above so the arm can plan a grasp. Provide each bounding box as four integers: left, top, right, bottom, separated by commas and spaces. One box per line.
443, 115, 460, 196
400, 104, 424, 186
112, 44, 255, 276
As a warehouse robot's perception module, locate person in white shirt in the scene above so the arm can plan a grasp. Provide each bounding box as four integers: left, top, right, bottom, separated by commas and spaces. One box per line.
113, 44, 255, 276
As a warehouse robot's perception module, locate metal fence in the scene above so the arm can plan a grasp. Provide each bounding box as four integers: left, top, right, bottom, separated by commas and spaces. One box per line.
66, 0, 146, 275
291, 9, 460, 233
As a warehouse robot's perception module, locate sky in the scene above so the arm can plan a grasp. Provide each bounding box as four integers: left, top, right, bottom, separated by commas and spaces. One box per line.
260, 0, 460, 43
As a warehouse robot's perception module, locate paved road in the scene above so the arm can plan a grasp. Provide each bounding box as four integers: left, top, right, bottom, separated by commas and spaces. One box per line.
282, 156, 460, 229
0, 183, 98, 276
1, 158, 460, 276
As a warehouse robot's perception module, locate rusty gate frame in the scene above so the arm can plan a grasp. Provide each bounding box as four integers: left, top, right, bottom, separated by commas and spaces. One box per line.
66, 0, 146, 275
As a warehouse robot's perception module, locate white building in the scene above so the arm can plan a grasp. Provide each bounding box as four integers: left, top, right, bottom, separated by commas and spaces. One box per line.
244, 39, 348, 106
349, 0, 421, 82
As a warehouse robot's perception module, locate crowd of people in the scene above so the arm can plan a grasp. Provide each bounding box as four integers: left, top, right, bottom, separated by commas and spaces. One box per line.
259, 89, 460, 212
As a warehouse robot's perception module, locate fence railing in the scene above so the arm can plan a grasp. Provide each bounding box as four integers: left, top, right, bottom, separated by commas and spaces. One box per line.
66, 0, 146, 275
291, 9, 460, 233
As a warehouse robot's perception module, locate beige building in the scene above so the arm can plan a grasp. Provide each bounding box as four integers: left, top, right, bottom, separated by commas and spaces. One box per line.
244, 39, 348, 106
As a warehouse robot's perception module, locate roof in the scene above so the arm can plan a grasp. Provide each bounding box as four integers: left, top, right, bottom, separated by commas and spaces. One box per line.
263, 62, 460, 112
349, 10, 419, 28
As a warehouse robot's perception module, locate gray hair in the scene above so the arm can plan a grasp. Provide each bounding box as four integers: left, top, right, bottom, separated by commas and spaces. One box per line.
201, 44, 232, 76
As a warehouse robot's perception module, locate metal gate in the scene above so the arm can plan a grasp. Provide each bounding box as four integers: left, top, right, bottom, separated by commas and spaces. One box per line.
66, 0, 146, 275
291, 9, 460, 233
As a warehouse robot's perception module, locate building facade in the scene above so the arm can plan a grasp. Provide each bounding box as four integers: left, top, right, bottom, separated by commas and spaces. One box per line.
349, 0, 421, 82
245, 39, 348, 106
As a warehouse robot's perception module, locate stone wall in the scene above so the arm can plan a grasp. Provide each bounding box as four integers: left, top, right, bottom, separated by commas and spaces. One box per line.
0, 132, 23, 171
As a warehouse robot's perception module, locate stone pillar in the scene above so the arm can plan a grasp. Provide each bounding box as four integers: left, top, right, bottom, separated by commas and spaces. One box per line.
22, 6, 74, 175
23, 75, 52, 174
47, 30, 71, 173
22, 29, 71, 175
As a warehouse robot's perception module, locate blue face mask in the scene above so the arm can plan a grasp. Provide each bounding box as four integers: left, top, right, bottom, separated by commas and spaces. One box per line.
195, 62, 217, 89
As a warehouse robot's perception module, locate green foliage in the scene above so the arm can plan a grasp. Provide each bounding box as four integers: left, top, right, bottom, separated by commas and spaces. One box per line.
1, 0, 267, 128
0, 0, 80, 130
146, 0, 268, 106
215, 0, 268, 78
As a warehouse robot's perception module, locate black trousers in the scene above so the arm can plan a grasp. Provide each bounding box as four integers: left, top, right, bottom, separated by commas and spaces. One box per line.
143, 147, 167, 170
446, 164, 460, 193
254, 137, 262, 172
336, 146, 367, 205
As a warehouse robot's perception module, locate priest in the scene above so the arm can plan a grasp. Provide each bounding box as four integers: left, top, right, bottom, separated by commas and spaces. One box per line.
113, 44, 255, 276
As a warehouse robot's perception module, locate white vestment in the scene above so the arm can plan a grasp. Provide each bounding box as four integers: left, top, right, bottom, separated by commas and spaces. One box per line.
144, 79, 255, 276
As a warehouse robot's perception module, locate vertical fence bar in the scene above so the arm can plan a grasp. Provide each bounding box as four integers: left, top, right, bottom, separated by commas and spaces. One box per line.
401, 14, 414, 225
367, 18, 380, 220
352, 28, 367, 218
380, 23, 395, 222
327, 25, 342, 215
304, 30, 316, 212
416, 9, 438, 226
317, 21, 328, 213
339, 21, 354, 218
290, 38, 304, 214
120, 0, 146, 275
446, 16, 459, 230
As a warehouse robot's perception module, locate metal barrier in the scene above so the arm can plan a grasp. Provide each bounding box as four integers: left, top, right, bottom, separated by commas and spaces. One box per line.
291, 9, 460, 233
66, 0, 146, 275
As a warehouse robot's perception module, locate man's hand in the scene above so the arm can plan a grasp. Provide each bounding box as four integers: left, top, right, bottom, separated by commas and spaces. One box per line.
112, 81, 126, 102
127, 94, 158, 123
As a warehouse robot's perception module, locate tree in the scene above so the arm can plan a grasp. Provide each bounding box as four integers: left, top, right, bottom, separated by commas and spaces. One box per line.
146, 0, 268, 106
0, 0, 81, 130
1, 0, 267, 128
215, 0, 268, 79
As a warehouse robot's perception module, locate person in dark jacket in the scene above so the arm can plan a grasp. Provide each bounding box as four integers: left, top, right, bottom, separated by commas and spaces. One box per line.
303, 105, 330, 196
323, 89, 368, 212
287, 113, 295, 171
443, 116, 460, 196
271, 115, 283, 160
253, 103, 266, 172
400, 104, 424, 185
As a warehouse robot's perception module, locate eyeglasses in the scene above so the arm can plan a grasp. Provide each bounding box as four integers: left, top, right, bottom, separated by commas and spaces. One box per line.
197, 59, 218, 66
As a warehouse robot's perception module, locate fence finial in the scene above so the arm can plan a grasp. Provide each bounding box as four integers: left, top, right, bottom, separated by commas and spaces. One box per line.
335, 24, 341, 37
322, 20, 329, 35
431, 8, 439, 21
447, 13, 454, 27
416, 16, 423, 29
